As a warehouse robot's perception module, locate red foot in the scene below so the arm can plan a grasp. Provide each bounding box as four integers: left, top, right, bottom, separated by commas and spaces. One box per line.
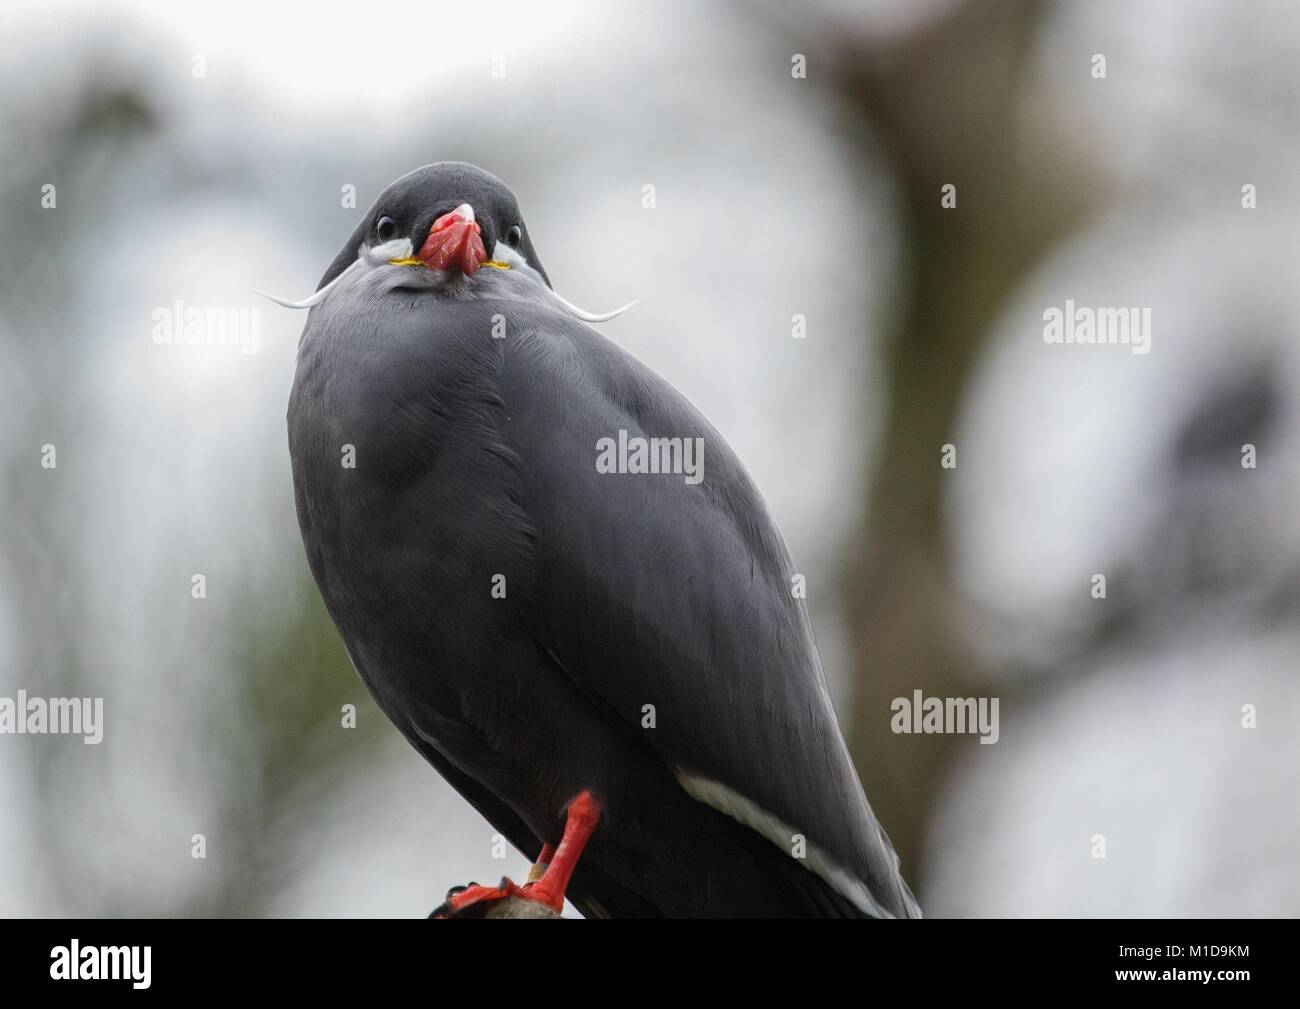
431, 791, 602, 919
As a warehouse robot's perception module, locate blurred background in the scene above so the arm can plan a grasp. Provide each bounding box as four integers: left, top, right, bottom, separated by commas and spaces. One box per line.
1, 0, 1296, 917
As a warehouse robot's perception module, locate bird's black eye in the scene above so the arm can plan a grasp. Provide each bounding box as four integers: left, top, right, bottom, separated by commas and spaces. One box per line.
376, 216, 399, 243
505, 225, 522, 248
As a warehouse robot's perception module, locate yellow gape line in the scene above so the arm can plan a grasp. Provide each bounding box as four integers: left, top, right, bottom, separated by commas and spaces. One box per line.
386, 258, 512, 270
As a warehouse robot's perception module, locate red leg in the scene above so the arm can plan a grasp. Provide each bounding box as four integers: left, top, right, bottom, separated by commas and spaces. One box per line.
431, 791, 600, 918
527, 842, 558, 883
524, 790, 601, 913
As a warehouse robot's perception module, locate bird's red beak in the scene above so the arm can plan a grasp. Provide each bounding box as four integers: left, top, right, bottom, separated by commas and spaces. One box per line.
416, 203, 487, 275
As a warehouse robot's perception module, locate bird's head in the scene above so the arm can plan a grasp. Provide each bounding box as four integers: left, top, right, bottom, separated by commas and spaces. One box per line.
257, 162, 634, 322
321, 161, 550, 289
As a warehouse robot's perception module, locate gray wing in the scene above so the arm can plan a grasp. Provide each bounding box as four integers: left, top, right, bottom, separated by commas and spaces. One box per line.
487, 300, 919, 918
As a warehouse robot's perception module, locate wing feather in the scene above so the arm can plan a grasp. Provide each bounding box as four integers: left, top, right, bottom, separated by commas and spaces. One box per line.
488, 302, 919, 918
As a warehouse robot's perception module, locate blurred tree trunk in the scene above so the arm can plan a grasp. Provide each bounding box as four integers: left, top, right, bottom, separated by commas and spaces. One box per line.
814, 0, 1097, 892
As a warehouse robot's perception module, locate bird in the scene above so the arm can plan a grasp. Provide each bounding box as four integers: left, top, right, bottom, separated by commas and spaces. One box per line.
280, 161, 921, 918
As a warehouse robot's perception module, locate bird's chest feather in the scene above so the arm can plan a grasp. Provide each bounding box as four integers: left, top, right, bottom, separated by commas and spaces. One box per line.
288, 303, 542, 689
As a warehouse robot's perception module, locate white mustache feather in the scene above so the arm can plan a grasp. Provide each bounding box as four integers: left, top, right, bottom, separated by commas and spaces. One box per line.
254, 237, 636, 323
251, 257, 363, 310
494, 243, 636, 323
545, 288, 638, 323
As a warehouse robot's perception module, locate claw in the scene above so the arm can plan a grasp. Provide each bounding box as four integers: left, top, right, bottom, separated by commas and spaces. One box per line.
430, 879, 520, 919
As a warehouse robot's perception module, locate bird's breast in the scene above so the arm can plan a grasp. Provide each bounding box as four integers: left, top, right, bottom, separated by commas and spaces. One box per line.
287, 298, 536, 669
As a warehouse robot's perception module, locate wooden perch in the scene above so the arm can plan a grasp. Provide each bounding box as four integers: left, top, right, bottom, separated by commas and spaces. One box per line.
454, 894, 563, 919
431, 880, 565, 919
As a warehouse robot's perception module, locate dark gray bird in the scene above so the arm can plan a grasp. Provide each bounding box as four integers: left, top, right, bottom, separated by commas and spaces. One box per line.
282, 162, 920, 918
